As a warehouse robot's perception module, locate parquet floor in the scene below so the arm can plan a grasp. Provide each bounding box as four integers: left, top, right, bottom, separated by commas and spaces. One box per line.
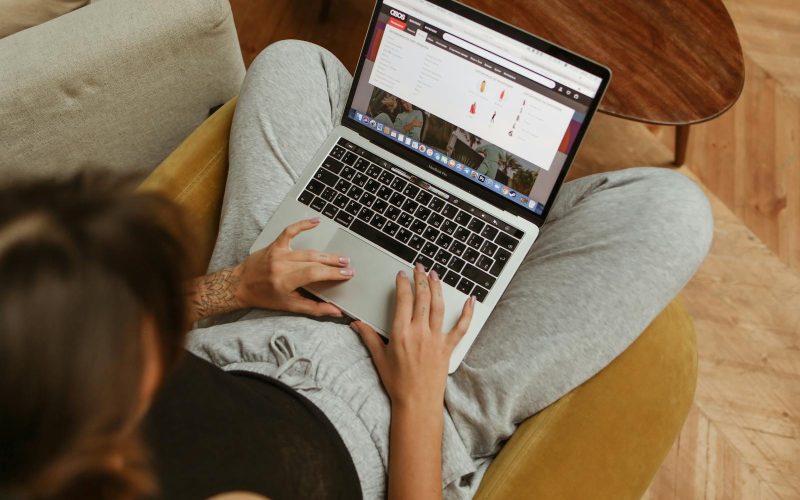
228, 0, 800, 497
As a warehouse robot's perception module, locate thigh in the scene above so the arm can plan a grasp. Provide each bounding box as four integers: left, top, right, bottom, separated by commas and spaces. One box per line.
208, 40, 353, 273
446, 167, 713, 457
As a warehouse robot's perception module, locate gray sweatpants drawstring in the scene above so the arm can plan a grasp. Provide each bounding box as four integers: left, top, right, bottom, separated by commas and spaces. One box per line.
267, 333, 318, 390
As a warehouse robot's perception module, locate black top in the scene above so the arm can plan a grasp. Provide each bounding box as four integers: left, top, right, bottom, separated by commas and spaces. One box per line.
142, 352, 361, 500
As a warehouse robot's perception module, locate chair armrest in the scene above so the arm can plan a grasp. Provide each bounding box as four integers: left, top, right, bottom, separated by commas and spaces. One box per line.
139, 98, 236, 277
0, 0, 244, 183
475, 299, 697, 499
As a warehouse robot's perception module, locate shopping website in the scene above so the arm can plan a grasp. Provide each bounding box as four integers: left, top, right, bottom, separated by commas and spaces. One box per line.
347, 0, 600, 215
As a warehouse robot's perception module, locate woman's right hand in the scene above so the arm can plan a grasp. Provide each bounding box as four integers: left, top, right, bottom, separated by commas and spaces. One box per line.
352, 263, 475, 411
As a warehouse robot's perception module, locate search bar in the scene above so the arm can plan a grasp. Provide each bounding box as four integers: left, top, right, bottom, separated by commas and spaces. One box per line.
443, 33, 555, 89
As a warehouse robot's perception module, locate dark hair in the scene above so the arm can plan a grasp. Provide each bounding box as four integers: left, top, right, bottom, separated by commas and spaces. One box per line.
0, 173, 189, 499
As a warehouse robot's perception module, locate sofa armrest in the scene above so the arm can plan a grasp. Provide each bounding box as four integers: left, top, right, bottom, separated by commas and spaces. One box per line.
0, 0, 244, 184
475, 299, 697, 500
139, 98, 236, 277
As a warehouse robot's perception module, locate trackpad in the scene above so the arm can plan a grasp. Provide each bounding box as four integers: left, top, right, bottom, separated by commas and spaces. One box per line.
308, 229, 413, 336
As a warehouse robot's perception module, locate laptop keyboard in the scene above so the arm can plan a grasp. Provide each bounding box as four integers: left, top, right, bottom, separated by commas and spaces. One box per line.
297, 138, 524, 302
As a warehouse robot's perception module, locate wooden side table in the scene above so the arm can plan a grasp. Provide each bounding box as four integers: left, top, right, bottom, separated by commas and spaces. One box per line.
464, 0, 745, 165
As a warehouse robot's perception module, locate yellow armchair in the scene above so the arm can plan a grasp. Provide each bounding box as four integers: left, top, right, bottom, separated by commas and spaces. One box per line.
141, 98, 696, 500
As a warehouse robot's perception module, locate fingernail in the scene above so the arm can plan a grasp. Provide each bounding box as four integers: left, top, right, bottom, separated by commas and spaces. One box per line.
349, 321, 359, 332
430, 270, 439, 281
309, 217, 321, 223
398, 270, 407, 278
415, 262, 424, 272
340, 268, 354, 276
339, 256, 351, 265
470, 295, 477, 306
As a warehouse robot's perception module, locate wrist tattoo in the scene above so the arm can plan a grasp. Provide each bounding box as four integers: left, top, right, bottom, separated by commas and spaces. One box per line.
188, 267, 241, 322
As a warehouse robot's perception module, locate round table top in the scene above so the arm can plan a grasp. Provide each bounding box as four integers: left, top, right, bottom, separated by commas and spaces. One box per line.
464, 0, 745, 125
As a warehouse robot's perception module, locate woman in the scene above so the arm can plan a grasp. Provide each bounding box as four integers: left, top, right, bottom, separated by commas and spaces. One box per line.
0, 41, 713, 499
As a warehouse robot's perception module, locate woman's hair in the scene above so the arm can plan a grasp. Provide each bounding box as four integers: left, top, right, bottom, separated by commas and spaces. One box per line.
0, 173, 190, 499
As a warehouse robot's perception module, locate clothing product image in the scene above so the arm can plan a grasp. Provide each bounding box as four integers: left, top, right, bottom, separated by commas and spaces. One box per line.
187, 40, 713, 499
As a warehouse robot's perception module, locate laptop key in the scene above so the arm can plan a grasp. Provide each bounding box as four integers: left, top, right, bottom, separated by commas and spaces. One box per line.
390, 177, 407, 192
385, 205, 401, 221
443, 270, 460, 287
307, 179, 325, 195
321, 187, 336, 202
489, 248, 511, 276
441, 219, 457, 236
342, 151, 358, 166
467, 218, 485, 234
463, 248, 480, 264
415, 206, 432, 221
366, 164, 382, 178
428, 213, 445, 228
434, 249, 451, 265
350, 219, 416, 263
347, 185, 363, 200
398, 212, 414, 228
378, 170, 395, 185
495, 231, 520, 251
454, 226, 470, 242
467, 233, 484, 250
409, 235, 425, 250
423, 226, 439, 242
432, 263, 448, 277
322, 157, 345, 174
345, 200, 360, 216
389, 192, 405, 207
454, 210, 471, 227
476, 255, 493, 272
480, 225, 499, 240
473, 286, 488, 303
377, 185, 393, 200
334, 179, 351, 193
373, 199, 389, 214
447, 255, 466, 273
322, 204, 338, 220
341, 166, 356, 181
449, 240, 466, 256
397, 228, 413, 244
462, 264, 496, 290
429, 197, 445, 212
410, 220, 426, 235
353, 157, 370, 172
415, 255, 434, 272
357, 207, 374, 223
315, 168, 339, 187
402, 184, 420, 199
352, 172, 368, 187
310, 197, 326, 212
298, 190, 314, 206
456, 278, 475, 295
330, 145, 346, 160
370, 214, 387, 230
384, 221, 400, 237
334, 210, 354, 227
480, 240, 498, 257
333, 193, 349, 209
442, 204, 459, 219
421, 242, 438, 258
416, 191, 433, 206
436, 233, 453, 248
360, 192, 377, 207
402, 198, 419, 214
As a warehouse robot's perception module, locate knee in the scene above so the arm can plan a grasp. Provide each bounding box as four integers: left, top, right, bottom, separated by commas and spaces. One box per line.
633, 167, 713, 269
249, 40, 335, 75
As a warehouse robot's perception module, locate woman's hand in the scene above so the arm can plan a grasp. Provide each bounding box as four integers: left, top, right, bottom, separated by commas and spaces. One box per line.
352, 263, 474, 500
235, 218, 354, 316
352, 263, 475, 411
187, 218, 353, 322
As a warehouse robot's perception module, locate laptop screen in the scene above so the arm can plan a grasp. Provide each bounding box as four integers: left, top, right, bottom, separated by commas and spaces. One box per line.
344, 0, 607, 218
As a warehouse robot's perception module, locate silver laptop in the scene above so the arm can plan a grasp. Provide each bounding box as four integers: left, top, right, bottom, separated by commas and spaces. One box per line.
250, 0, 611, 373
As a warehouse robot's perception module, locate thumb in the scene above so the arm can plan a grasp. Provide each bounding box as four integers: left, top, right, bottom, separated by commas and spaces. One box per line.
352, 321, 386, 369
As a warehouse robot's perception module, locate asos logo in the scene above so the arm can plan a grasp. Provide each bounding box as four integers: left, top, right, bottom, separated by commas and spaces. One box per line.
390, 9, 406, 20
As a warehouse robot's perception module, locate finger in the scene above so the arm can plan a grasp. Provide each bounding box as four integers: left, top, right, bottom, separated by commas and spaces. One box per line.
351, 321, 386, 371
288, 249, 350, 267
392, 270, 414, 334
446, 296, 476, 350
286, 294, 343, 317
412, 262, 431, 325
284, 263, 355, 290
428, 270, 444, 333
274, 218, 320, 248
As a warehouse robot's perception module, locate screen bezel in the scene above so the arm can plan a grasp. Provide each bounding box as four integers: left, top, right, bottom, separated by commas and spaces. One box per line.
341, 0, 612, 227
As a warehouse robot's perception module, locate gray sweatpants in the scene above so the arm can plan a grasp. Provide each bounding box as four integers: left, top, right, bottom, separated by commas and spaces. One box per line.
186, 41, 713, 499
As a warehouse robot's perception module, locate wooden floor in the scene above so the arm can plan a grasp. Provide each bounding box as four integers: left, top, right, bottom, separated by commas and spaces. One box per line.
228, 1, 800, 497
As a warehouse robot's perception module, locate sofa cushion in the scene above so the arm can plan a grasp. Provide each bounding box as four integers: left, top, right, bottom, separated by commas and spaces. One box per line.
0, 0, 88, 38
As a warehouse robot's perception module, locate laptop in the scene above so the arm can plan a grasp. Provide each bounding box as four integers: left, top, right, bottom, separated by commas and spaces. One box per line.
250, 0, 611, 373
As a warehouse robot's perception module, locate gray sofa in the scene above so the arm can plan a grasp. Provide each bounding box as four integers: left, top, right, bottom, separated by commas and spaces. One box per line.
0, 0, 245, 184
